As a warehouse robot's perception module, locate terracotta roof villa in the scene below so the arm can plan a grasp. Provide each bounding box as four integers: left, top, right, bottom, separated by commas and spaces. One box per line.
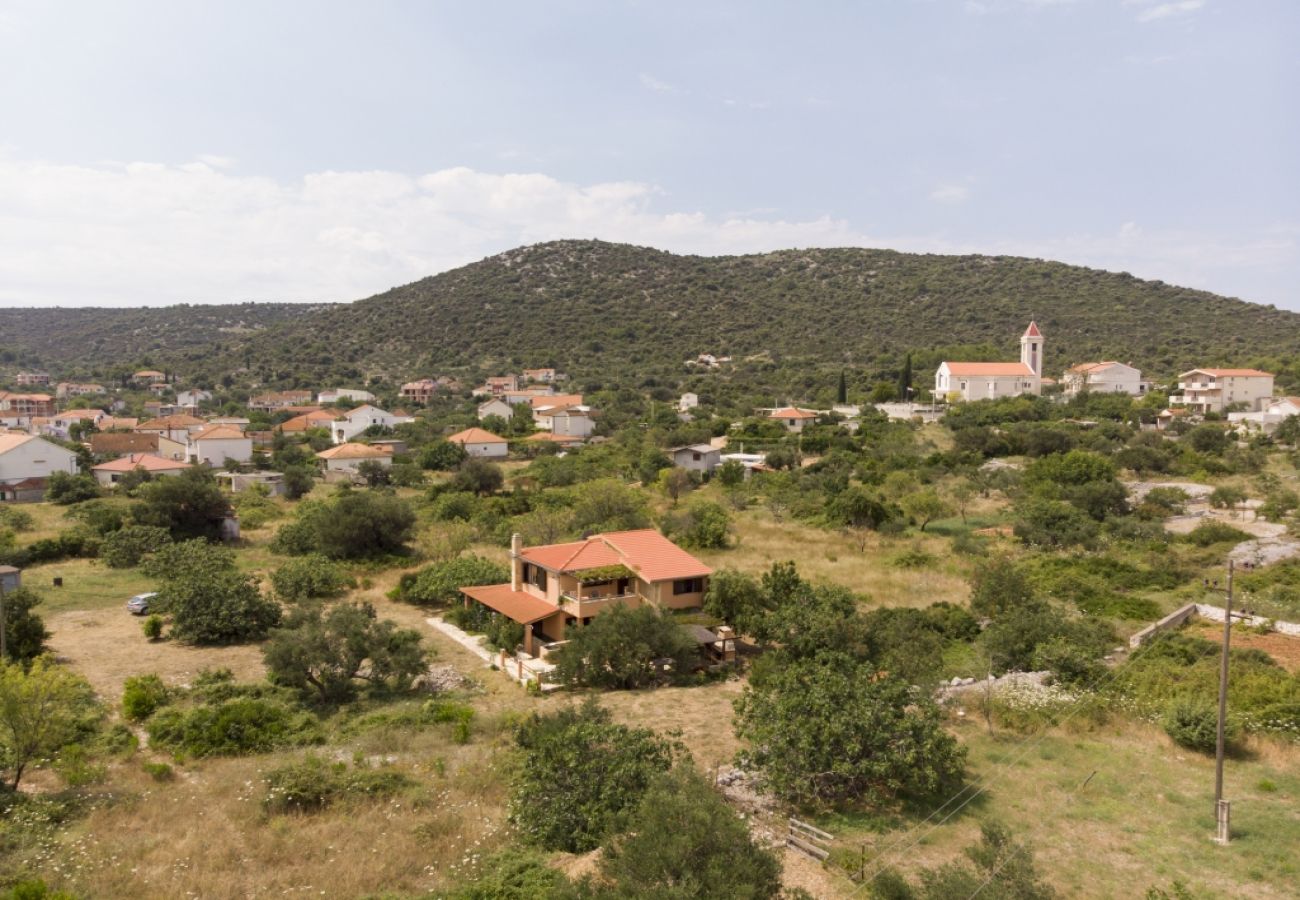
459, 529, 712, 655
316, 442, 390, 461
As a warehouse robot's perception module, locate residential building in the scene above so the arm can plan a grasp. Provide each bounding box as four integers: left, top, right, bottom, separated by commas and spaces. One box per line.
550, 408, 595, 439
1228, 397, 1300, 434
176, 389, 213, 408
679, 392, 699, 413
318, 388, 375, 404
15, 372, 50, 387
316, 442, 392, 476
189, 425, 253, 467
400, 379, 438, 404
1170, 368, 1275, 415
55, 382, 106, 399
90, 432, 187, 461
331, 405, 410, 444
459, 530, 713, 655
0, 434, 80, 493
530, 394, 584, 429
1061, 361, 1146, 397
769, 407, 818, 433
524, 432, 585, 449
671, 444, 722, 474
44, 408, 107, 438
472, 375, 521, 398
216, 471, 287, 496
132, 370, 166, 385
0, 392, 56, 425
136, 414, 207, 444
248, 390, 313, 412
477, 397, 517, 421
523, 368, 564, 384
92, 453, 190, 486
277, 409, 343, 433
719, 452, 770, 479
447, 427, 509, 459
207, 416, 251, 430
97, 416, 139, 431
935, 322, 1044, 402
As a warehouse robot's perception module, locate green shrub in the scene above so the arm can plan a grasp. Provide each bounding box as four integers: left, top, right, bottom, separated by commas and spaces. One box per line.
402, 555, 508, 607
269, 554, 351, 603
146, 698, 322, 757
891, 544, 935, 569
1162, 699, 1232, 753
0, 505, 34, 532
1182, 520, 1252, 547
262, 753, 413, 814
52, 743, 107, 787
1, 880, 79, 900
99, 525, 172, 568
122, 674, 169, 721
143, 761, 175, 781
141, 614, 164, 641
552, 605, 699, 690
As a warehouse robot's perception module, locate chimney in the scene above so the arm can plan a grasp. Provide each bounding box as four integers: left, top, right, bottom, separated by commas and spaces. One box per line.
510, 533, 522, 591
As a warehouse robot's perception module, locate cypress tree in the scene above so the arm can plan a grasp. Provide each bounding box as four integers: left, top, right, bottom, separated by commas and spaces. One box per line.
898, 353, 913, 397
836, 370, 847, 404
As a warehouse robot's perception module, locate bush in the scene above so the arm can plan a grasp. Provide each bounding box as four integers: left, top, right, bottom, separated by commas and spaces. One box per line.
1162, 699, 1234, 753
142, 761, 175, 782
121, 674, 169, 721
660, 498, 731, 549
276, 491, 416, 560
149, 540, 281, 645
142, 614, 164, 641
146, 698, 322, 757
0, 588, 50, 663
262, 754, 413, 814
552, 605, 699, 690
401, 555, 509, 606
509, 700, 675, 852
1182, 520, 1251, 547
99, 525, 172, 568
45, 471, 100, 504
131, 468, 231, 541
269, 554, 351, 603
0, 506, 33, 532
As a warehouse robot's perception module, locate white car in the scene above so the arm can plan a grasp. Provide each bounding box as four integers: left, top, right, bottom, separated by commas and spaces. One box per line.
126, 592, 158, 615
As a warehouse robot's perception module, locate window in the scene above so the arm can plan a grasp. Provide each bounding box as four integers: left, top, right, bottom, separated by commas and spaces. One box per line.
673, 577, 704, 595
523, 563, 547, 591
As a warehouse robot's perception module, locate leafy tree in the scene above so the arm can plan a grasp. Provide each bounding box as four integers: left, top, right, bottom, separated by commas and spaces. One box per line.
1209, 485, 1247, 517
980, 599, 1109, 674
702, 569, 771, 636
826, 486, 899, 530
132, 468, 231, 541
451, 458, 504, 496
969, 557, 1035, 619
553, 605, 698, 690
597, 763, 784, 899
509, 700, 676, 852
99, 524, 172, 568
909, 821, 1056, 899
716, 458, 746, 488
735, 652, 965, 807
270, 554, 351, 603
355, 459, 391, 487
281, 465, 316, 500
402, 554, 509, 606
900, 488, 952, 532
660, 498, 731, 549
44, 471, 99, 505
1013, 496, 1099, 549
0, 657, 95, 790
420, 440, 468, 471
1185, 424, 1229, 454
569, 479, 650, 533
264, 600, 428, 701
148, 540, 281, 644
0, 588, 50, 664
296, 490, 417, 559
657, 466, 694, 505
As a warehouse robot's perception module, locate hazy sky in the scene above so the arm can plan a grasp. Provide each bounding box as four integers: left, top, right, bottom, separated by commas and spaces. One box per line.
0, 0, 1296, 308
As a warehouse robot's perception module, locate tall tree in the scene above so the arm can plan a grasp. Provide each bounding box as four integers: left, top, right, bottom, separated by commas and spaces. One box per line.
836, 370, 847, 404
898, 352, 913, 398
0, 658, 94, 791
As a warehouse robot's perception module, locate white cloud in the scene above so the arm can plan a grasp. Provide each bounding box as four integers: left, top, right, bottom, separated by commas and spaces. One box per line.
639, 73, 677, 93
930, 184, 971, 204
0, 153, 1291, 309
1134, 0, 1205, 23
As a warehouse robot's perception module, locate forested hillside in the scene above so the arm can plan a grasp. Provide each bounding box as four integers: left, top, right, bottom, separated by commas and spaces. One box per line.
4, 241, 1298, 390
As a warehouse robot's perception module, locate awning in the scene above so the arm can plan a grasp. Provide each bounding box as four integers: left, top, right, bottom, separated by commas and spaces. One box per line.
460, 583, 559, 625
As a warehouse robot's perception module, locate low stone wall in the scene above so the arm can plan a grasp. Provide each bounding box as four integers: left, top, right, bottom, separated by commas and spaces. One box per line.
1194, 604, 1300, 637
1128, 603, 1198, 649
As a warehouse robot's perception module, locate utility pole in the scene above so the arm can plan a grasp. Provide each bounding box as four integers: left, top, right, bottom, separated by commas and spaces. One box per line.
1213, 559, 1234, 845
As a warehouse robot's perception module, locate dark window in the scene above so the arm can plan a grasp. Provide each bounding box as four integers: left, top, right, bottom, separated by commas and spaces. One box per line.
524, 563, 547, 591
673, 577, 704, 595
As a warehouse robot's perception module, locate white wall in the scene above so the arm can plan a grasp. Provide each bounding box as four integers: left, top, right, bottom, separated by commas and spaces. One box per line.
0, 437, 79, 483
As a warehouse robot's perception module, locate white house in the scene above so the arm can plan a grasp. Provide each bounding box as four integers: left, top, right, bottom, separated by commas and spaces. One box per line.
136, 414, 208, 444
477, 398, 517, 421
1228, 397, 1300, 435
769, 407, 818, 433
92, 453, 191, 487
318, 388, 375, 404
0, 434, 80, 490
671, 444, 721, 474
189, 425, 254, 467
679, 393, 699, 413
331, 405, 410, 444
44, 408, 108, 439
447, 427, 509, 458
316, 442, 392, 475
1170, 368, 1275, 415
176, 389, 213, 408
935, 322, 1043, 402
1061, 361, 1146, 397
550, 408, 595, 439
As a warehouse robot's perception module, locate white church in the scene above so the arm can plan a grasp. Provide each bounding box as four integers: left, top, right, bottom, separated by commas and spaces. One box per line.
934, 322, 1044, 402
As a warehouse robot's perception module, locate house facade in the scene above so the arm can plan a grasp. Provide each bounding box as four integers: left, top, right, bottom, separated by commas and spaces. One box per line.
0, 392, 56, 426
459, 530, 713, 655
90, 432, 187, 460
92, 453, 190, 486
317, 388, 375, 404
331, 405, 409, 444
1170, 369, 1275, 414
55, 382, 106, 399
249, 390, 313, 412
15, 372, 50, 386
1228, 397, 1300, 434
316, 442, 392, 476
477, 398, 516, 421
769, 407, 817, 432
935, 322, 1043, 402
671, 444, 721, 474
0, 434, 80, 491
447, 427, 509, 458
136, 414, 207, 444
1061, 361, 1146, 397
189, 425, 254, 466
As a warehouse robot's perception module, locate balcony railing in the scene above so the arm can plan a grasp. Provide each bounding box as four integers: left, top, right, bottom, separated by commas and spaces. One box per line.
560, 591, 638, 610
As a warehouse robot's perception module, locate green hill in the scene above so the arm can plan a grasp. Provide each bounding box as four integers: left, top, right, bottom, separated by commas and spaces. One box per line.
4, 240, 1297, 391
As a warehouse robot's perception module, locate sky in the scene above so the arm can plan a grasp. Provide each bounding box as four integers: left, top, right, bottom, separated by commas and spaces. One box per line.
0, 0, 1296, 309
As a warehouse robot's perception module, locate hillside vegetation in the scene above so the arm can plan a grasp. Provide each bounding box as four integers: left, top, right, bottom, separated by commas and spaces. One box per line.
3, 241, 1298, 391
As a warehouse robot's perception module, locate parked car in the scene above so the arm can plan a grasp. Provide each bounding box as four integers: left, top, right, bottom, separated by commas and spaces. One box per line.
126, 592, 158, 615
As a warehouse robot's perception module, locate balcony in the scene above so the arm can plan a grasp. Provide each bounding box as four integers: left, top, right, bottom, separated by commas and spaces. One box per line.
559, 591, 639, 617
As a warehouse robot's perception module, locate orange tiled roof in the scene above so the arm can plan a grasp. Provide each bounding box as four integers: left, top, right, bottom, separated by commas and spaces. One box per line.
941, 362, 1035, 376
137, 414, 205, 430
519, 529, 712, 582
316, 442, 388, 460
191, 425, 247, 441
769, 407, 817, 419
460, 583, 557, 623
1182, 368, 1274, 378
447, 427, 507, 445
92, 453, 190, 473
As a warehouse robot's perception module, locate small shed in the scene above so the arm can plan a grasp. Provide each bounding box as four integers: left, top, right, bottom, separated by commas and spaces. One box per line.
671, 444, 721, 474
0, 565, 20, 594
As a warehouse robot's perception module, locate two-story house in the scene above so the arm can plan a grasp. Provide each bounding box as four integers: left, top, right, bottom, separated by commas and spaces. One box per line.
1170, 368, 1275, 415
331, 405, 411, 444
1061, 361, 1147, 397
459, 530, 713, 655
